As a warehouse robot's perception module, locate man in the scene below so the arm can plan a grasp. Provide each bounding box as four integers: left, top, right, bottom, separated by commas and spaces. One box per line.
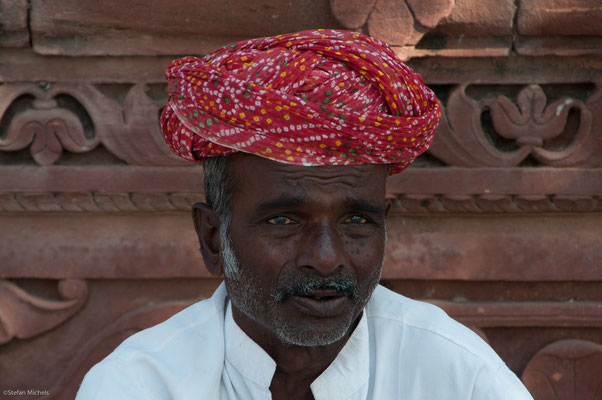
77, 29, 533, 399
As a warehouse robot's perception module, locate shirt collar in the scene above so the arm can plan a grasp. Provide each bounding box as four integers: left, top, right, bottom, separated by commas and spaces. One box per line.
311, 312, 370, 400
224, 300, 277, 388
224, 295, 370, 399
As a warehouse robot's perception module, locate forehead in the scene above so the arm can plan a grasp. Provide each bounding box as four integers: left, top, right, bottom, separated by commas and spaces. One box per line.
229, 153, 388, 205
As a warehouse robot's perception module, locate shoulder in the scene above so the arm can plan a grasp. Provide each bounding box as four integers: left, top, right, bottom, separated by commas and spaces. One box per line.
367, 285, 501, 366
365, 285, 533, 399
76, 284, 228, 400
105, 283, 225, 364
110, 294, 222, 358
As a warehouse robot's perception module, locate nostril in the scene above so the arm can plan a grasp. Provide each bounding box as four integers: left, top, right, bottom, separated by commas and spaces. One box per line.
299, 262, 345, 276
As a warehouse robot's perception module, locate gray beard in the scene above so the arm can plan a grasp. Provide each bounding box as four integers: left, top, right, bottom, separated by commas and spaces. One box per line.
220, 226, 381, 347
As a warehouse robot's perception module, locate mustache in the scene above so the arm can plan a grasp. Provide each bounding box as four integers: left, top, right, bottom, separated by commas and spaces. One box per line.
273, 277, 359, 303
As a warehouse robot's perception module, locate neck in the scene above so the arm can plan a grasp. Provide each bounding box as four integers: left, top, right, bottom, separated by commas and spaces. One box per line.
231, 305, 360, 382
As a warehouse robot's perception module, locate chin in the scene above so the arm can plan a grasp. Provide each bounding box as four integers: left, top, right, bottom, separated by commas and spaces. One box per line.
277, 327, 350, 347
271, 309, 359, 347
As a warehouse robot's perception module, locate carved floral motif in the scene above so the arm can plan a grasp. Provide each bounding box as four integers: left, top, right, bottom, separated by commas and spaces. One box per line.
0, 97, 99, 165
330, 0, 454, 46
429, 84, 602, 167
2, 82, 601, 169
0, 83, 186, 166
522, 339, 602, 400
0, 279, 87, 344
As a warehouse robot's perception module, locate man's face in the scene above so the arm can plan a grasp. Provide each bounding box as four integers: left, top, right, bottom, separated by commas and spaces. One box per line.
223, 154, 389, 347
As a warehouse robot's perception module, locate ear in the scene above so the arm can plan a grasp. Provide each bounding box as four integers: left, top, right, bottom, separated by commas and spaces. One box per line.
192, 202, 223, 277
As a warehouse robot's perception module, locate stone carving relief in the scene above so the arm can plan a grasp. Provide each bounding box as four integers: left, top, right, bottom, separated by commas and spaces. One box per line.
0, 192, 201, 213
0, 83, 186, 167
2, 191, 599, 214
2, 82, 600, 170
0, 279, 87, 344
1, 1, 600, 398
522, 339, 602, 400
1, 81, 599, 217
429, 84, 602, 167
392, 194, 602, 214
330, 0, 455, 46
0, 95, 99, 166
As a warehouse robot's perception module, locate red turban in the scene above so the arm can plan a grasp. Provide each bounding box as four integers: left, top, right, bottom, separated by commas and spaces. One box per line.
161, 29, 441, 174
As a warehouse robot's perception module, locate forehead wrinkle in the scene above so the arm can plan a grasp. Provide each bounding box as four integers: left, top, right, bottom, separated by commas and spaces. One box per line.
270, 163, 383, 180
273, 167, 385, 189
230, 154, 388, 204
280, 174, 367, 187
258, 183, 384, 214
266, 167, 387, 206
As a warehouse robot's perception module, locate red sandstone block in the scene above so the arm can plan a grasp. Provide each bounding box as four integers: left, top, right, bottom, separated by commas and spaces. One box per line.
518, 0, 602, 36
367, 0, 419, 46
0, 0, 29, 48
515, 36, 602, 56
330, 0, 377, 29
30, 0, 343, 56
406, 0, 454, 29
437, 0, 515, 36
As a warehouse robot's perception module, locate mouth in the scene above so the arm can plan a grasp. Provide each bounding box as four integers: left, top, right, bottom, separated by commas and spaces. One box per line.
289, 289, 349, 317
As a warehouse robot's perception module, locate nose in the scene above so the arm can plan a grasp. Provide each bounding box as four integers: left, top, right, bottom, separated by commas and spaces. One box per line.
297, 222, 345, 275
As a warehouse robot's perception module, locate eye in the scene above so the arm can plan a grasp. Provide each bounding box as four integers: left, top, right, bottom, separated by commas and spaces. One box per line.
344, 215, 368, 224
267, 215, 296, 225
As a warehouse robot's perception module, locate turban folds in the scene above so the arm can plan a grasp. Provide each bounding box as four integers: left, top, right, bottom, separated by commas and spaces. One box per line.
161, 29, 441, 174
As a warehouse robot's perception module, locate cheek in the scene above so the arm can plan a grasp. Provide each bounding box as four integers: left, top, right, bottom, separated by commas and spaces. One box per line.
235, 236, 294, 274
263, 237, 296, 256
345, 236, 385, 259
355, 238, 385, 279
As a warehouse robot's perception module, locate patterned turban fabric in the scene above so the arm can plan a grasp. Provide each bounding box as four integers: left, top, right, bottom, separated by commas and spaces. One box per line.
161, 29, 441, 174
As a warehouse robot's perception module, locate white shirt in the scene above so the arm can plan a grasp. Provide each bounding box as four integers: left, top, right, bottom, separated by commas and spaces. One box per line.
76, 284, 533, 399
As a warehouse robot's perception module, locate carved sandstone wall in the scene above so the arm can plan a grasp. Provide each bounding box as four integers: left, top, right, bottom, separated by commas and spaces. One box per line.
1, 1, 601, 399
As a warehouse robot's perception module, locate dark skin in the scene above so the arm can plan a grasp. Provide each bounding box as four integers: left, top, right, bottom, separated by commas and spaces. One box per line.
193, 153, 390, 400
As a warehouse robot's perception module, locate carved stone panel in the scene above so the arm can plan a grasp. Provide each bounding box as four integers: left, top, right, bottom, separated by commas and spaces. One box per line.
0, 279, 87, 344
30, 0, 343, 56
428, 84, 602, 168
0, 1, 601, 398
0, 0, 29, 48
330, 0, 454, 45
522, 339, 602, 400
0, 83, 187, 166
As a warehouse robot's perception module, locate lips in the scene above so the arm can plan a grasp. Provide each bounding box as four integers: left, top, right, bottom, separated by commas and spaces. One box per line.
289, 289, 349, 317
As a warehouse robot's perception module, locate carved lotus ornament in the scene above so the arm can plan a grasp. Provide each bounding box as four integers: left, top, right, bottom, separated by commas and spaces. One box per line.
0, 83, 187, 166
485, 85, 592, 160
1, 97, 99, 165
428, 84, 602, 167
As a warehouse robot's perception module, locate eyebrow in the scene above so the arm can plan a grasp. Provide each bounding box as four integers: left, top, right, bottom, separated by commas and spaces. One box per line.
345, 198, 385, 214
254, 194, 384, 215
256, 193, 307, 212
